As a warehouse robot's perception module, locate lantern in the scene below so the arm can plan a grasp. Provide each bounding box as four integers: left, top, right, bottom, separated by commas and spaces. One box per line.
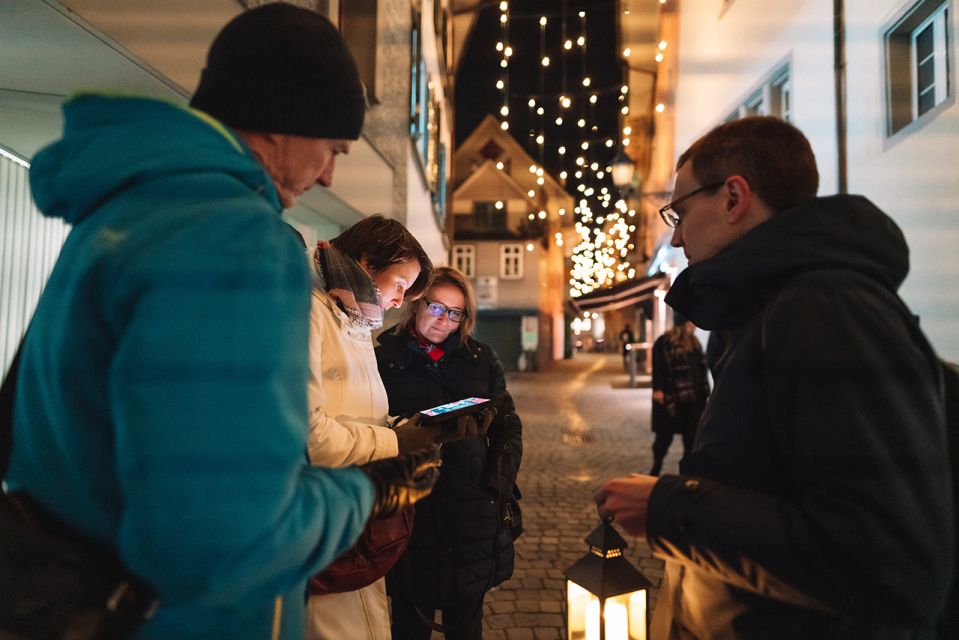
564, 520, 651, 640
609, 148, 636, 194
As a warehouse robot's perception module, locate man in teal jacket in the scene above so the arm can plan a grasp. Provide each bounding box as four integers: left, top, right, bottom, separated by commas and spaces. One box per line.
7, 5, 422, 638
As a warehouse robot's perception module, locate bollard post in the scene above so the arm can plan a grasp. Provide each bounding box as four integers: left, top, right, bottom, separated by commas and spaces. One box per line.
627, 344, 637, 388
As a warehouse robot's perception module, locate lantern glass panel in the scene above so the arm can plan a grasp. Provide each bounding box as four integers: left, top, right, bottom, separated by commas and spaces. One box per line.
566, 582, 647, 640
567, 581, 598, 639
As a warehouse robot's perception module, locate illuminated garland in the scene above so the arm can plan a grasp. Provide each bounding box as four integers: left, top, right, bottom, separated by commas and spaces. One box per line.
488, 3, 668, 296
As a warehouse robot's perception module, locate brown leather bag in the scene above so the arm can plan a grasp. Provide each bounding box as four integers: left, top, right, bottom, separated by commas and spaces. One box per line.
308, 506, 414, 594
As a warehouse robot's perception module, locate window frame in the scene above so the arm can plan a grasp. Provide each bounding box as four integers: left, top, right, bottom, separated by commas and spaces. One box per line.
452, 244, 476, 278
499, 243, 524, 280
883, 0, 955, 143
723, 62, 792, 123
339, 0, 378, 104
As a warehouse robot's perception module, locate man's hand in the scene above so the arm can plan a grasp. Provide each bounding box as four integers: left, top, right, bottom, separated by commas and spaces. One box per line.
652, 390, 665, 404
359, 446, 442, 519
594, 473, 659, 537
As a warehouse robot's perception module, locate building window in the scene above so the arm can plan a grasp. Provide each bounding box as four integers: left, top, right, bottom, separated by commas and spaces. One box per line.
724, 64, 791, 122
409, 3, 446, 222
340, 0, 378, 103
500, 244, 524, 280
472, 201, 507, 230
885, 0, 953, 136
452, 245, 475, 278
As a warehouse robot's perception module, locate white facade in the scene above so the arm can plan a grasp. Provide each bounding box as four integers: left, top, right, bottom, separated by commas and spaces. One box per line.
672, 0, 959, 359
0, 0, 454, 374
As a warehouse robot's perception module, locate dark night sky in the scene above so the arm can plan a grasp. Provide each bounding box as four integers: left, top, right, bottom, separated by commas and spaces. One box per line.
455, 0, 622, 189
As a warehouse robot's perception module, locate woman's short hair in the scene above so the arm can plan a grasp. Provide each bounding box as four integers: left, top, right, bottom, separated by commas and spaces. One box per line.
403, 265, 477, 344
677, 116, 819, 214
331, 214, 433, 299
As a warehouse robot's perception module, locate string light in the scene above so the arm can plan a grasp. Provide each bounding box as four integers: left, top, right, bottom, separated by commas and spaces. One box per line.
480, 3, 641, 297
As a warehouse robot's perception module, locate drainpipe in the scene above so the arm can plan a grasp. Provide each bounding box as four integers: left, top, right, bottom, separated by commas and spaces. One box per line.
833, 0, 848, 193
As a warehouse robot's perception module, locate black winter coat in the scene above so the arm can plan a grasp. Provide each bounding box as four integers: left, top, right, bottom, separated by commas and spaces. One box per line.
651, 331, 710, 436
375, 331, 523, 608
648, 195, 953, 639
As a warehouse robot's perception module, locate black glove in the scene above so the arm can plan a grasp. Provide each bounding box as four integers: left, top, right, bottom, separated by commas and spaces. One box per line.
359, 446, 442, 519
436, 408, 496, 443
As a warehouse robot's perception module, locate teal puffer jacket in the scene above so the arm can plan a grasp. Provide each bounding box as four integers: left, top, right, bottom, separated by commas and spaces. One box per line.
8, 94, 374, 639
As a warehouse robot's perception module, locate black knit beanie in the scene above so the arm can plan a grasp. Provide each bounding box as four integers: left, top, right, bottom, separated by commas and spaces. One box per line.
190, 3, 365, 140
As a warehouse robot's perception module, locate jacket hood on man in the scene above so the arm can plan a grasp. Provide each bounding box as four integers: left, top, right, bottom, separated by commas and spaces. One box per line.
666, 195, 910, 330
30, 93, 279, 225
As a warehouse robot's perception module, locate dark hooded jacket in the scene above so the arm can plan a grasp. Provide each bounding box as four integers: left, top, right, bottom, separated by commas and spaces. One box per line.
375, 330, 523, 608
646, 195, 953, 639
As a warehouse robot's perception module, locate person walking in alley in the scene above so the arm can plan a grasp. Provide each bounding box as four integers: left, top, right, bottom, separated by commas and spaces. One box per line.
620, 324, 635, 368
649, 315, 709, 476
5, 5, 438, 639
594, 116, 954, 638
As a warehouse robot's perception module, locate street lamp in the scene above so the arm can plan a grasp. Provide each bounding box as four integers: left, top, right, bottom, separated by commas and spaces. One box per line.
564, 519, 651, 640
610, 148, 635, 195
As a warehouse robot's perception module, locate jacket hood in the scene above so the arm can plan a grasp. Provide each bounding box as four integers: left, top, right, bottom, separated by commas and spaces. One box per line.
29, 94, 279, 224
666, 195, 910, 330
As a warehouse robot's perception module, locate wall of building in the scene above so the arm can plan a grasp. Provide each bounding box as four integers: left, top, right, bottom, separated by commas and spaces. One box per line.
0, 0, 456, 380
471, 240, 543, 310
844, 0, 959, 358
0, 153, 70, 375
674, 0, 838, 188
673, 0, 959, 359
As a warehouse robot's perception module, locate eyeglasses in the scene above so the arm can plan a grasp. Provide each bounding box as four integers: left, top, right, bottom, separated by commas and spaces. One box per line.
658, 181, 725, 228
423, 299, 466, 323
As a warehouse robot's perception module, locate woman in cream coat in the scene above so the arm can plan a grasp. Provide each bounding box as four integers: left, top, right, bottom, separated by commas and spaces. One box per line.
305, 215, 435, 640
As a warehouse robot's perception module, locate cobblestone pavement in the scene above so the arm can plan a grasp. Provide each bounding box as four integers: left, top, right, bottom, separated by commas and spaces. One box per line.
464, 352, 685, 639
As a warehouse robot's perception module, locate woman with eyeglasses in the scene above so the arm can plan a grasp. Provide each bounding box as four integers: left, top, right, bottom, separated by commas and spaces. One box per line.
375, 266, 524, 640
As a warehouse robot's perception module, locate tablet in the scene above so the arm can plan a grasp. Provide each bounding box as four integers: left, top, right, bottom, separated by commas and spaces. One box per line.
418, 396, 498, 426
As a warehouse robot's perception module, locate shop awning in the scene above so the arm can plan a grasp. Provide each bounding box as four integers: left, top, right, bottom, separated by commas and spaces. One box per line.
570, 273, 668, 314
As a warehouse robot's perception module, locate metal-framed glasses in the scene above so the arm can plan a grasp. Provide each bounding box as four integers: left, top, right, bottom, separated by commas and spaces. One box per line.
424, 299, 466, 323
658, 181, 725, 228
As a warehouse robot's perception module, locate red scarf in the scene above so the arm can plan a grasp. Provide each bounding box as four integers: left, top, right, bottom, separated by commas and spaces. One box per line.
411, 329, 444, 362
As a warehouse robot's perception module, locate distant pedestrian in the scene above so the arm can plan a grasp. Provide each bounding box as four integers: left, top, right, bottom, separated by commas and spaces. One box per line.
620, 324, 635, 368
649, 315, 709, 476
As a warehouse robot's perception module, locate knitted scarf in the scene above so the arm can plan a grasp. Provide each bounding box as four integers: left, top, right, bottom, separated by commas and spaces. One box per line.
312, 241, 383, 329
411, 327, 445, 362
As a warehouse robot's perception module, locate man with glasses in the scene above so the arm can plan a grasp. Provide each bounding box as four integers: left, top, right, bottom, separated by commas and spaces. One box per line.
596, 116, 953, 638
